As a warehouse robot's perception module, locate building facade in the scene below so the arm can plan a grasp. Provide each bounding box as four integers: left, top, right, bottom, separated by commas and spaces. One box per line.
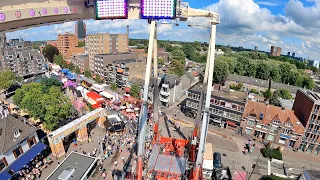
0, 109, 46, 179
183, 83, 246, 129
75, 20, 86, 40
57, 33, 78, 58
0, 33, 6, 52
293, 89, 320, 153
87, 33, 128, 71
66, 47, 85, 61
158, 74, 184, 107
240, 101, 304, 148
70, 54, 89, 72
225, 74, 298, 97
1, 49, 46, 77
270, 46, 282, 56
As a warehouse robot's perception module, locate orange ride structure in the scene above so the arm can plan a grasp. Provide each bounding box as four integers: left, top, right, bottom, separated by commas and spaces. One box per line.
134, 1, 220, 180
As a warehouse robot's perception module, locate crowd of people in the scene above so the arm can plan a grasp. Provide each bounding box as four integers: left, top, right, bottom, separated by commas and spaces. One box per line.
15, 152, 53, 180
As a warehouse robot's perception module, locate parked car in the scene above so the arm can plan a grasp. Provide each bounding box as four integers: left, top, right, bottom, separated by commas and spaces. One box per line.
214, 152, 222, 169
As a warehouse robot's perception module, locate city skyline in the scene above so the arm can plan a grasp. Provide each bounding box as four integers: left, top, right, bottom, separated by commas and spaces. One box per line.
5, 0, 320, 60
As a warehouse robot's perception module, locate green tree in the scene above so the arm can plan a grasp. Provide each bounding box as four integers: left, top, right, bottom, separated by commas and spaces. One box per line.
42, 44, 59, 63
213, 59, 229, 84
40, 78, 62, 93
246, 61, 257, 77
53, 54, 67, 67
277, 89, 293, 99
110, 83, 118, 92
0, 70, 17, 90
74, 67, 81, 74
269, 66, 281, 82
169, 60, 185, 77
301, 75, 315, 90
263, 89, 272, 100
279, 63, 294, 84
13, 82, 73, 131
78, 41, 85, 47
171, 48, 186, 64
84, 70, 92, 78
158, 57, 165, 66
256, 63, 270, 80
182, 44, 196, 60
94, 74, 104, 83
269, 91, 281, 107
130, 84, 141, 99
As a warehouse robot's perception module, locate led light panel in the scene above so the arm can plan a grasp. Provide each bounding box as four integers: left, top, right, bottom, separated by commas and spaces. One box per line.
95, 0, 128, 20
141, 0, 177, 19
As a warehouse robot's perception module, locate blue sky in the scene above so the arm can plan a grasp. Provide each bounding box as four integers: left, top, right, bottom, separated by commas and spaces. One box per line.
7, 0, 320, 59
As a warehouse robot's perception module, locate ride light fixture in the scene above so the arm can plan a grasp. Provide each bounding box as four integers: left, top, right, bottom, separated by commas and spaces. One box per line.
141, 0, 177, 19
95, 0, 128, 20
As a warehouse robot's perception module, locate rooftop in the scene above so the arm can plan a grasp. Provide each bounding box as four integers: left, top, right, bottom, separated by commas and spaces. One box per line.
227, 74, 299, 94
0, 110, 37, 154
113, 59, 140, 64
242, 101, 304, 134
46, 152, 97, 180
190, 83, 247, 102
298, 88, 320, 103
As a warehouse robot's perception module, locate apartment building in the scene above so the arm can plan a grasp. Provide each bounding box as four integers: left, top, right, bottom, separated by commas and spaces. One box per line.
270, 46, 282, 56
183, 83, 246, 129
0, 107, 46, 179
0, 34, 6, 52
292, 89, 320, 153
158, 73, 184, 107
87, 33, 128, 71
75, 20, 86, 40
94, 53, 144, 87
57, 33, 78, 58
70, 54, 89, 72
240, 101, 304, 148
1, 49, 46, 77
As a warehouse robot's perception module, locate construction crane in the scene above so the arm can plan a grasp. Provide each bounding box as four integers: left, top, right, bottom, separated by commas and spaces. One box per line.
136, 1, 220, 180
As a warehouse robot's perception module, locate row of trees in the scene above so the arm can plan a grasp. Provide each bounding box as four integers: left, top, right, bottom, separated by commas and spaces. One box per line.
218, 52, 315, 89
13, 79, 74, 131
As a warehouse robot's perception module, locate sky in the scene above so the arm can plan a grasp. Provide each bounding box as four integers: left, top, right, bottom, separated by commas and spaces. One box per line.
6, 0, 320, 59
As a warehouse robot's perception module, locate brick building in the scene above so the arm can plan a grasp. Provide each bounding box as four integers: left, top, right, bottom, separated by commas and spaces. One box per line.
56, 33, 78, 58
293, 89, 320, 153
183, 84, 247, 129
240, 101, 304, 148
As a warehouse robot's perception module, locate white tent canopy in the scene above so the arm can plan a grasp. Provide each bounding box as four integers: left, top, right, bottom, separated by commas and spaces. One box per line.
100, 91, 114, 99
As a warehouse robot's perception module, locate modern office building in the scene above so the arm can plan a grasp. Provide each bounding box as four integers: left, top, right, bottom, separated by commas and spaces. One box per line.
254, 46, 258, 51
240, 101, 304, 148
1, 49, 46, 77
292, 52, 296, 58
270, 46, 281, 56
74, 20, 86, 40
56, 33, 78, 58
292, 89, 320, 153
183, 83, 247, 129
93, 53, 144, 86
70, 54, 89, 72
287, 52, 291, 57
87, 33, 128, 71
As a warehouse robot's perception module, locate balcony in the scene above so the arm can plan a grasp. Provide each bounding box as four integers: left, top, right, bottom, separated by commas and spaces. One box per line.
160, 90, 170, 96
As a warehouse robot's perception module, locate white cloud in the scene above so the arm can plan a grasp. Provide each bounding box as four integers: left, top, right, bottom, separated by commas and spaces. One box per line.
256, 1, 281, 6
6, 0, 320, 60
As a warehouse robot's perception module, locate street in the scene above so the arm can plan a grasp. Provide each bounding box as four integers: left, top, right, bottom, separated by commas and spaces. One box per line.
161, 104, 320, 179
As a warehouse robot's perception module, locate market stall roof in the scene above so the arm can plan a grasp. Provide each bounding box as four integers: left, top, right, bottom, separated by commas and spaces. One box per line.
87, 98, 97, 105
76, 86, 89, 99
100, 91, 113, 99
92, 84, 103, 92
86, 91, 104, 102
80, 76, 95, 85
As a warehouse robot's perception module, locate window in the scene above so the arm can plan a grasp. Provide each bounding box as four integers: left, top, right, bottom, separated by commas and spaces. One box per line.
270, 126, 278, 132
0, 158, 7, 171
248, 120, 255, 126
273, 120, 280, 124
27, 136, 36, 148
285, 123, 291, 127
13, 146, 23, 158
13, 130, 20, 138
283, 128, 290, 134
